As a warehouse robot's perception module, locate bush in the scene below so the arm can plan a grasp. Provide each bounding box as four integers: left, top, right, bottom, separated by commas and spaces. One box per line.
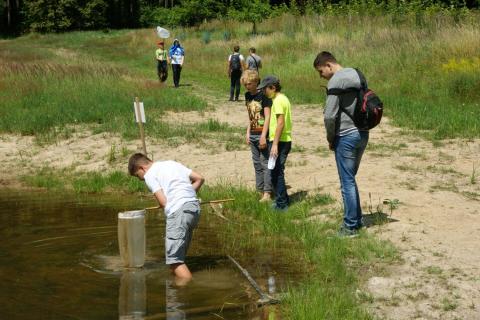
139, 0, 227, 27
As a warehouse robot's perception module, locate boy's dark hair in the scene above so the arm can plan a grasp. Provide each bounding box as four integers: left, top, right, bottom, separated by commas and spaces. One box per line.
128, 153, 152, 176
313, 51, 337, 68
233, 45, 240, 52
270, 82, 282, 92
249, 47, 256, 53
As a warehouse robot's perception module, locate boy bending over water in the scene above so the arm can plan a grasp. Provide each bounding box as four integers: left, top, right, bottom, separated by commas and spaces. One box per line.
128, 153, 204, 284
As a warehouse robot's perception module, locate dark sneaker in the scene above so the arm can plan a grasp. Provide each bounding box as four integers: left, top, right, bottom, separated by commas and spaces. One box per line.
357, 218, 365, 229
336, 226, 359, 238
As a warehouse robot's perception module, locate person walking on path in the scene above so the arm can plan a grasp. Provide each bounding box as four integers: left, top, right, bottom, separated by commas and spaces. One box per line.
128, 153, 205, 284
169, 39, 185, 88
227, 45, 245, 101
257, 75, 292, 211
246, 47, 262, 74
155, 40, 170, 83
241, 70, 273, 202
313, 51, 369, 238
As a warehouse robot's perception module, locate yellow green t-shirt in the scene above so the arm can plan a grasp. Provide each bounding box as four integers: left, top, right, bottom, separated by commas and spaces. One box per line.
269, 93, 292, 142
156, 48, 167, 61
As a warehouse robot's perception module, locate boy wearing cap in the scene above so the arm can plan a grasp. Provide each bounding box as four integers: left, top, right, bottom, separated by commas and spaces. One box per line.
155, 41, 169, 82
257, 75, 292, 211
128, 153, 205, 284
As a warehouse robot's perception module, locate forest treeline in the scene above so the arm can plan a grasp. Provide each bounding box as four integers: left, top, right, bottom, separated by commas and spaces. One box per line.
1, 0, 479, 36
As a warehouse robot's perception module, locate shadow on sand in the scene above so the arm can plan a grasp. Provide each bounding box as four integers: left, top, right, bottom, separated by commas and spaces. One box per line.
289, 190, 308, 205
362, 212, 399, 228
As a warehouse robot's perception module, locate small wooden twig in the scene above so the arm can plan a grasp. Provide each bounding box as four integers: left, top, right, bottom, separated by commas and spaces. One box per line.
210, 204, 230, 222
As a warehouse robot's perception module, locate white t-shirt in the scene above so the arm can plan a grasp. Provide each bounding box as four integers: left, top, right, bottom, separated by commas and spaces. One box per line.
144, 161, 197, 216
170, 47, 184, 65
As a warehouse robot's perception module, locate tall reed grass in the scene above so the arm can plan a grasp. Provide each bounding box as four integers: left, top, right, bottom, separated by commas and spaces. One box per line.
3, 13, 478, 139
177, 13, 480, 139
22, 168, 147, 193
0, 33, 207, 141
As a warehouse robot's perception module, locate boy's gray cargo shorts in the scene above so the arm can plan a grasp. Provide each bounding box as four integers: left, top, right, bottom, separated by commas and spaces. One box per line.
165, 201, 200, 265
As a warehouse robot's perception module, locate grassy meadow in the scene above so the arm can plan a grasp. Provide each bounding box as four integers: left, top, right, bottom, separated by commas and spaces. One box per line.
1, 12, 480, 141
187, 13, 480, 139
1, 11, 479, 320
0, 31, 209, 143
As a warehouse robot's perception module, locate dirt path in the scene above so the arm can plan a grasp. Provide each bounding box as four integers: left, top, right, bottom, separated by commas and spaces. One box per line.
0, 83, 479, 319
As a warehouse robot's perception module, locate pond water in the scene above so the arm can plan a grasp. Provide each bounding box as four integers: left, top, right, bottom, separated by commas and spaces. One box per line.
0, 190, 296, 319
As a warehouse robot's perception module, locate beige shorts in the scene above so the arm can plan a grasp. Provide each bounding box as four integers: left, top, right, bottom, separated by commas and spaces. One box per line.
165, 201, 200, 265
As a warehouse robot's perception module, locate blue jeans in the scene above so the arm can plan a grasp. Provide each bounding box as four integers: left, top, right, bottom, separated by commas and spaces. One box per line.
334, 131, 369, 230
270, 141, 291, 209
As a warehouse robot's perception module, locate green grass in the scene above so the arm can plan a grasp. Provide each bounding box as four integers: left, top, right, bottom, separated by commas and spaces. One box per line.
441, 297, 459, 311
22, 169, 147, 194
0, 71, 207, 139
186, 14, 480, 139
142, 118, 244, 150
198, 184, 397, 319
426, 265, 443, 275
0, 33, 208, 141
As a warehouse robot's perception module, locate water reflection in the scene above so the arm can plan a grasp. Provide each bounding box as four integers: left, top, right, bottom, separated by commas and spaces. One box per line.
116, 266, 282, 320
119, 269, 147, 319
165, 280, 186, 320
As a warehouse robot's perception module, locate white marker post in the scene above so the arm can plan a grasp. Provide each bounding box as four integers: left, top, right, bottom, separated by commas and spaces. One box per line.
134, 97, 147, 155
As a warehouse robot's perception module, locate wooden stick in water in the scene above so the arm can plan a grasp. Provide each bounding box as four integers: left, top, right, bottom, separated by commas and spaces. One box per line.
144, 198, 234, 211
227, 255, 280, 306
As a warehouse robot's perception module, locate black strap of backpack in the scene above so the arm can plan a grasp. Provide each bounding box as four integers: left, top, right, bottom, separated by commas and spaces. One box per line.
327, 87, 357, 95
326, 70, 367, 95
250, 54, 259, 71
325, 68, 368, 124
354, 68, 368, 91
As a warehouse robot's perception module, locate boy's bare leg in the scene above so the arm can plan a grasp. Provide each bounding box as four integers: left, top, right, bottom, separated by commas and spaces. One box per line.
170, 263, 192, 285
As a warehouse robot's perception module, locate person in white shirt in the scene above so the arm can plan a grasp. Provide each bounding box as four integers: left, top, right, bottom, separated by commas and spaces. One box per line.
128, 153, 204, 284
227, 45, 245, 101
169, 39, 185, 88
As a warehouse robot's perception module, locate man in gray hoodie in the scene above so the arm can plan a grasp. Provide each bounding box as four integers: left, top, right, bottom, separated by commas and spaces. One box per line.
313, 51, 369, 237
